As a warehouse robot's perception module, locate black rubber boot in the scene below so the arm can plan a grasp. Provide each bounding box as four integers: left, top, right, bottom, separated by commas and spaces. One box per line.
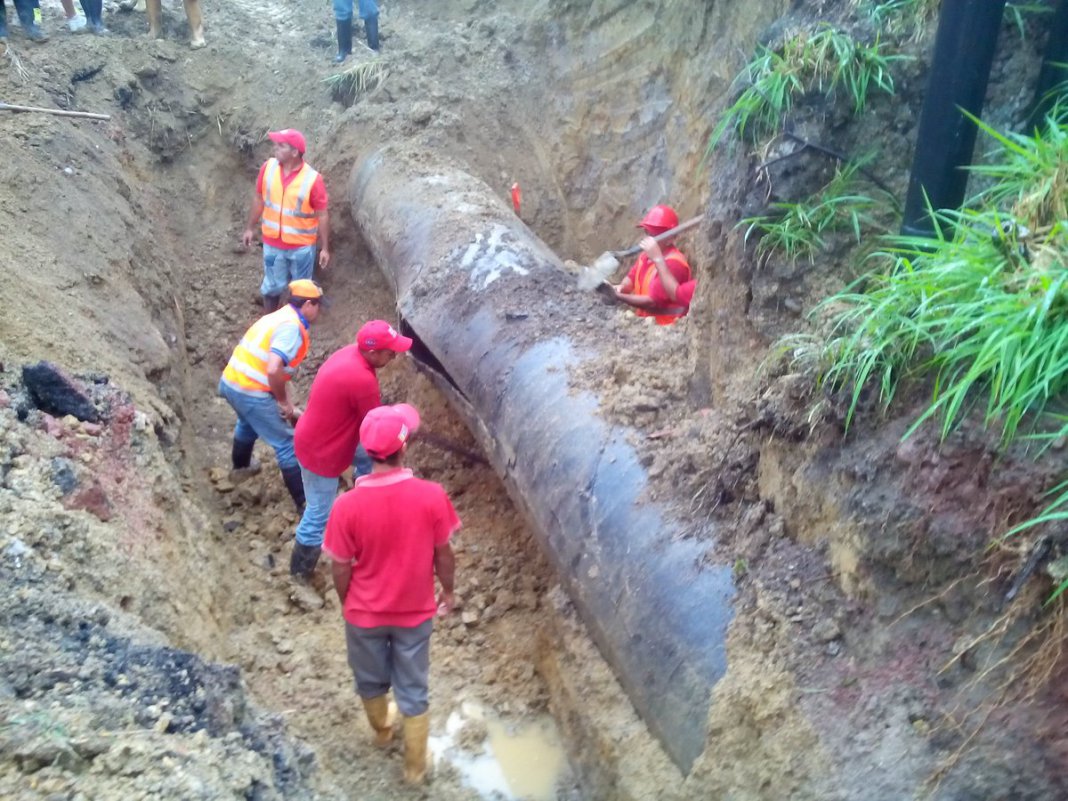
365, 14, 378, 51
289, 543, 321, 578
333, 17, 352, 63
280, 464, 306, 511
262, 294, 281, 312
231, 438, 255, 469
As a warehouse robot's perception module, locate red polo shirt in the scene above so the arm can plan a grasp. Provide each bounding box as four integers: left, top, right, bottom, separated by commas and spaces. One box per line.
256, 160, 329, 250
323, 468, 461, 628
294, 346, 380, 477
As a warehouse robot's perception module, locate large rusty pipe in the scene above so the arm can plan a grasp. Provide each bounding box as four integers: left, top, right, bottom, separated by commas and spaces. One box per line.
349, 147, 734, 773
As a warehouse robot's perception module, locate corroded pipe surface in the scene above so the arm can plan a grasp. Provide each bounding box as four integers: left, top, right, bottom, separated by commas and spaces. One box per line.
350, 147, 733, 773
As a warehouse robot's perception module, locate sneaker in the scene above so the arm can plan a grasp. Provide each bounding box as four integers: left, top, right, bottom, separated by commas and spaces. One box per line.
67, 14, 87, 32
88, 20, 109, 35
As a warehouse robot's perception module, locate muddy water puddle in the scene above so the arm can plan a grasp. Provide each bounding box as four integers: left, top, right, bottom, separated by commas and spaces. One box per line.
431, 700, 570, 800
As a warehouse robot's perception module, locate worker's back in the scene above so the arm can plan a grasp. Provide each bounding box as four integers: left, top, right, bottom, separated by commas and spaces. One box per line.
324, 468, 459, 628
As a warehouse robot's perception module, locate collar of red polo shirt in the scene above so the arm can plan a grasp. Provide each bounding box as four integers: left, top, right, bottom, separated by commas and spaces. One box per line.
357, 320, 413, 352
360, 403, 421, 459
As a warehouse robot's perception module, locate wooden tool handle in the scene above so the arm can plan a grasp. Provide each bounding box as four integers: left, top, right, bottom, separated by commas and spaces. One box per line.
614, 215, 702, 259
0, 102, 111, 121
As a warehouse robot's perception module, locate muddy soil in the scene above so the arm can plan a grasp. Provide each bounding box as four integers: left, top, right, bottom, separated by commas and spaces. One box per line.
2, 0, 1067, 799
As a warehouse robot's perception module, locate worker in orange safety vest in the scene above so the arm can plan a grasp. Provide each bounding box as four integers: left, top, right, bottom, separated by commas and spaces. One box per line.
219, 279, 325, 511
610, 204, 693, 325
242, 129, 331, 312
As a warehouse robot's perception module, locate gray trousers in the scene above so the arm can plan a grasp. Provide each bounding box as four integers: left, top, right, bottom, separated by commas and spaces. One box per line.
345, 619, 433, 717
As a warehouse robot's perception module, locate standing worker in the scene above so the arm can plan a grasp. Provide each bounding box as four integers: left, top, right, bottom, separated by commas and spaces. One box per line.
290, 320, 414, 579
323, 403, 459, 785
0, 0, 48, 40
219, 279, 325, 511
611, 204, 693, 325
241, 129, 331, 312
332, 0, 379, 61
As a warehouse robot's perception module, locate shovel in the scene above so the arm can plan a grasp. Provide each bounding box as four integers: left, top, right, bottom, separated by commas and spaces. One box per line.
576, 215, 702, 291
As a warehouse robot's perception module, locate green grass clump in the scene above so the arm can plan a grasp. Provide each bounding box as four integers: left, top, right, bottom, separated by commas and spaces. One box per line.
783, 109, 1068, 602
801, 213, 1068, 440
707, 25, 902, 152
740, 160, 887, 263
858, 0, 940, 36
859, 2, 1048, 39
787, 109, 1068, 439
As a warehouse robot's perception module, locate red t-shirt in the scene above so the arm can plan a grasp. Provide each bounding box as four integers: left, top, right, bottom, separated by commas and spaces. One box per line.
256, 160, 329, 250
323, 469, 461, 628
294, 346, 380, 477
649, 278, 696, 310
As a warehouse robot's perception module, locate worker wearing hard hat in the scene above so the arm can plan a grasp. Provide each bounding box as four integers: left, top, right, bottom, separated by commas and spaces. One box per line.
219, 279, 324, 511
610, 204, 693, 325
241, 129, 331, 313
324, 403, 459, 786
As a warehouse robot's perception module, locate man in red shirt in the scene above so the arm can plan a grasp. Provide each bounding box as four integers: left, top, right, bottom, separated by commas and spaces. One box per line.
611, 204, 693, 325
241, 129, 331, 312
289, 320, 413, 579
323, 403, 459, 786
644, 235, 697, 313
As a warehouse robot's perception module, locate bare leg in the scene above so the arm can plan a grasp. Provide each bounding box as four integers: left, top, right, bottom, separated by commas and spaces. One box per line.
183, 0, 203, 47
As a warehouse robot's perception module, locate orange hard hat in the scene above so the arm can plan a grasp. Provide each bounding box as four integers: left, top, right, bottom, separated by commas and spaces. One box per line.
288, 279, 324, 300
637, 204, 679, 233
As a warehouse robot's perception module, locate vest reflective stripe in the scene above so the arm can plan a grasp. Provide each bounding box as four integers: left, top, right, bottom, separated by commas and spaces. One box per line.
260, 158, 320, 246
221, 305, 310, 393
633, 249, 689, 326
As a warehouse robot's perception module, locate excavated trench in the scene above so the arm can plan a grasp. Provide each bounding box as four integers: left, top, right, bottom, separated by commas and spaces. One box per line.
7, 2, 1068, 800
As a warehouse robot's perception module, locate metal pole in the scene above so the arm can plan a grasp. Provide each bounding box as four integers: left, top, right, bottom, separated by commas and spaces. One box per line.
901, 0, 1006, 237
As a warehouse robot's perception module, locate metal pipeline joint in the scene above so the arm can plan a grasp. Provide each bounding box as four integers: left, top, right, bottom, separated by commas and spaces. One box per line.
349, 146, 734, 773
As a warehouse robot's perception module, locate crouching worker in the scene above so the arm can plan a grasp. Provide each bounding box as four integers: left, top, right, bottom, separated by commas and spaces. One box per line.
610, 204, 693, 324
218, 279, 324, 511
323, 403, 459, 785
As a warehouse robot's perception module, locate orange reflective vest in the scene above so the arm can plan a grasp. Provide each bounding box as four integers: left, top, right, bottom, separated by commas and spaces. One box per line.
632, 247, 691, 326
221, 305, 310, 394
260, 158, 320, 247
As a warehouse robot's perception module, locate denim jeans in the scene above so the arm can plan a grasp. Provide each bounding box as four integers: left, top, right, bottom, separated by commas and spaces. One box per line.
295, 445, 372, 547
261, 244, 316, 297
333, 0, 377, 22
218, 380, 297, 469
346, 619, 432, 717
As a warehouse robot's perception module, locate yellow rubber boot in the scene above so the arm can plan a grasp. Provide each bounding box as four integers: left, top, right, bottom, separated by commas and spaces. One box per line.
403, 712, 431, 784
361, 695, 396, 747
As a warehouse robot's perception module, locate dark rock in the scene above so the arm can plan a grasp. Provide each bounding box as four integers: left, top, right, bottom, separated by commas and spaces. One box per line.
51, 458, 79, 495
22, 362, 101, 423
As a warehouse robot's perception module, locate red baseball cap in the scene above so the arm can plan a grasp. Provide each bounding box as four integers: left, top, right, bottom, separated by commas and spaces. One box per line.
357, 320, 413, 353
360, 403, 421, 459
268, 129, 307, 155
